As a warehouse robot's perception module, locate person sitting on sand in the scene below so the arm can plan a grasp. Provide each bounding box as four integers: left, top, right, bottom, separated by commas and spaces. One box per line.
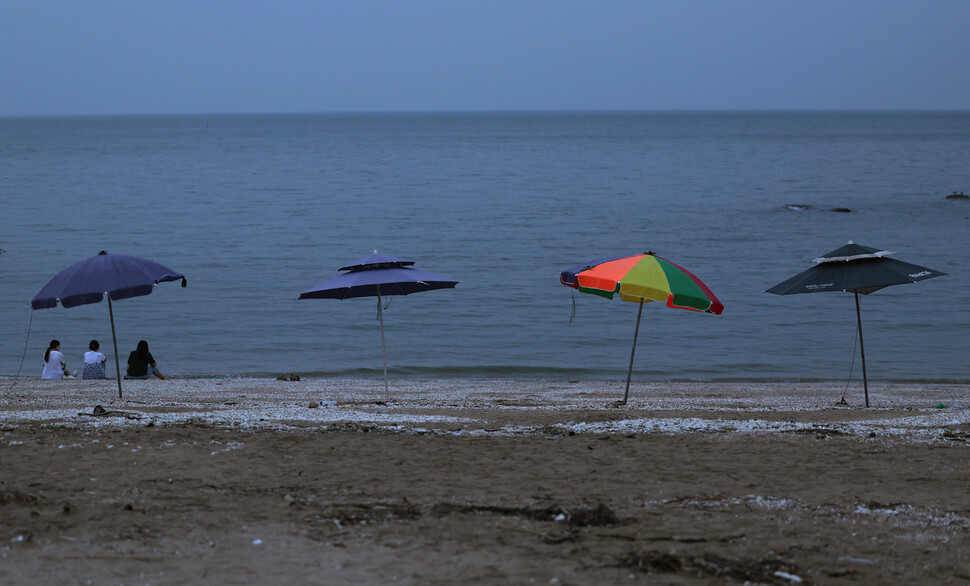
82, 339, 107, 380
42, 339, 68, 379
125, 340, 167, 380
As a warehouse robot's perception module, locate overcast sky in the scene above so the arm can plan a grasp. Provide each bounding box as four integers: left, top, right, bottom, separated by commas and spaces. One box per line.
2, 0, 968, 116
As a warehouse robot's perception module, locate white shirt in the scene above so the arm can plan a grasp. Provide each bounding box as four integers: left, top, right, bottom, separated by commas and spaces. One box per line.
84, 350, 106, 365
42, 350, 66, 379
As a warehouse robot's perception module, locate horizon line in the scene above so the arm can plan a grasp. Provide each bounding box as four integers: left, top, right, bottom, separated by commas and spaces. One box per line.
3, 107, 969, 121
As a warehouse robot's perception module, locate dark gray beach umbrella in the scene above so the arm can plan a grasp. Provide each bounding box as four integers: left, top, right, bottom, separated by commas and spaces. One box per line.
31, 251, 187, 398
298, 252, 459, 399
765, 242, 946, 407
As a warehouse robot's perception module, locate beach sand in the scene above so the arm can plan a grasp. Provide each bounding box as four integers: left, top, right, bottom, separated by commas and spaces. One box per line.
1, 378, 968, 584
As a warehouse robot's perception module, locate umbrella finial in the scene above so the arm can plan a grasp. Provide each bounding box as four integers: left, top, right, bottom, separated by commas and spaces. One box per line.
99, 250, 108, 255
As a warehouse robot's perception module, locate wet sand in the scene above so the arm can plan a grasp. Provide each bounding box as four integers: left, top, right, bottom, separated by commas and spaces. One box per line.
1, 378, 968, 584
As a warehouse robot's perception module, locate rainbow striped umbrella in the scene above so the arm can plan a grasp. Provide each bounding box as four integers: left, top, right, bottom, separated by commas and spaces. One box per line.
560, 252, 724, 403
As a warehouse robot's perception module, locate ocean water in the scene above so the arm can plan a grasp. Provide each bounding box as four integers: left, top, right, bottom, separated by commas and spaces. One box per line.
1, 111, 968, 382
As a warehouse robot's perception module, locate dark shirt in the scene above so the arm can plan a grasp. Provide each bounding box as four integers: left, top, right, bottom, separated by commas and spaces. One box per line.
127, 351, 155, 377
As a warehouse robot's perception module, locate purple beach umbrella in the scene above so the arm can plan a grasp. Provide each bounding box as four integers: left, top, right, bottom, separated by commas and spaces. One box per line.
32, 251, 187, 397
299, 252, 459, 399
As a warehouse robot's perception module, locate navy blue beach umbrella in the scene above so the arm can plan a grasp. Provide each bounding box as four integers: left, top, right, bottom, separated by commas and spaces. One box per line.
31, 251, 187, 398
766, 242, 946, 407
299, 252, 459, 398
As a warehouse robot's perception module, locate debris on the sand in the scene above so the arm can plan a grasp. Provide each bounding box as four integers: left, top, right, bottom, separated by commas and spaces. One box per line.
564, 502, 619, 526
78, 405, 143, 419
11, 532, 33, 543
1, 490, 38, 505
618, 549, 804, 583
838, 556, 874, 565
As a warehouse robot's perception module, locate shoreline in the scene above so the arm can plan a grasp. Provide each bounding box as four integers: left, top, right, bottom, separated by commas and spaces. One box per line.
2, 378, 967, 439
6, 373, 970, 383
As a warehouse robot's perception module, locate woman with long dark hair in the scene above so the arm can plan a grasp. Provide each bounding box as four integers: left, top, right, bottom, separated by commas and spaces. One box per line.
42, 339, 68, 379
125, 340, 167, 380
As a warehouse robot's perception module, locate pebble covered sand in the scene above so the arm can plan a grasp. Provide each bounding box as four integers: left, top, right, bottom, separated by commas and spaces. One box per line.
2, 378, 968, 584
3, 378, 968, 440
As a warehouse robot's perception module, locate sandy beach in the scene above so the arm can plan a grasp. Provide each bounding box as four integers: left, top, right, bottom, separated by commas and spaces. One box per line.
1, 378, 968, 584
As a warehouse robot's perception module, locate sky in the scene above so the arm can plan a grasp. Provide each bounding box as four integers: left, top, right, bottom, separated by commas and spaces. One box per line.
1, 0, 968, 116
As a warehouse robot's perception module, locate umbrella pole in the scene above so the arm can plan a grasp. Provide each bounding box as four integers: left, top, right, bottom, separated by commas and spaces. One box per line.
623, 300, 645, 405
377, 291, 389, 402
855, 292, 869, 408
108, 297, 123, 399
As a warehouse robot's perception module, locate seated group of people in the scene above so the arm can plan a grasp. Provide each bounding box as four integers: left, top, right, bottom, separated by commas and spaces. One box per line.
42, 339, 167, 380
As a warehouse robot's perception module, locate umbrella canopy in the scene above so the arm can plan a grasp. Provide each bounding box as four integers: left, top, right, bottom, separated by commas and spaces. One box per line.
561, 252, 724, 313
765, 242, 946, 296
299, 252, 459, 399
32, 251, 186, 309
561, 252, 723, 403
299, 252, 458, 300
766, 242, 946, 406
31, 251, 187, 397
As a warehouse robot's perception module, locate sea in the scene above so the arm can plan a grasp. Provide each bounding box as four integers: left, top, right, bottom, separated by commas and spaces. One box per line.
1, 111, 968, 383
